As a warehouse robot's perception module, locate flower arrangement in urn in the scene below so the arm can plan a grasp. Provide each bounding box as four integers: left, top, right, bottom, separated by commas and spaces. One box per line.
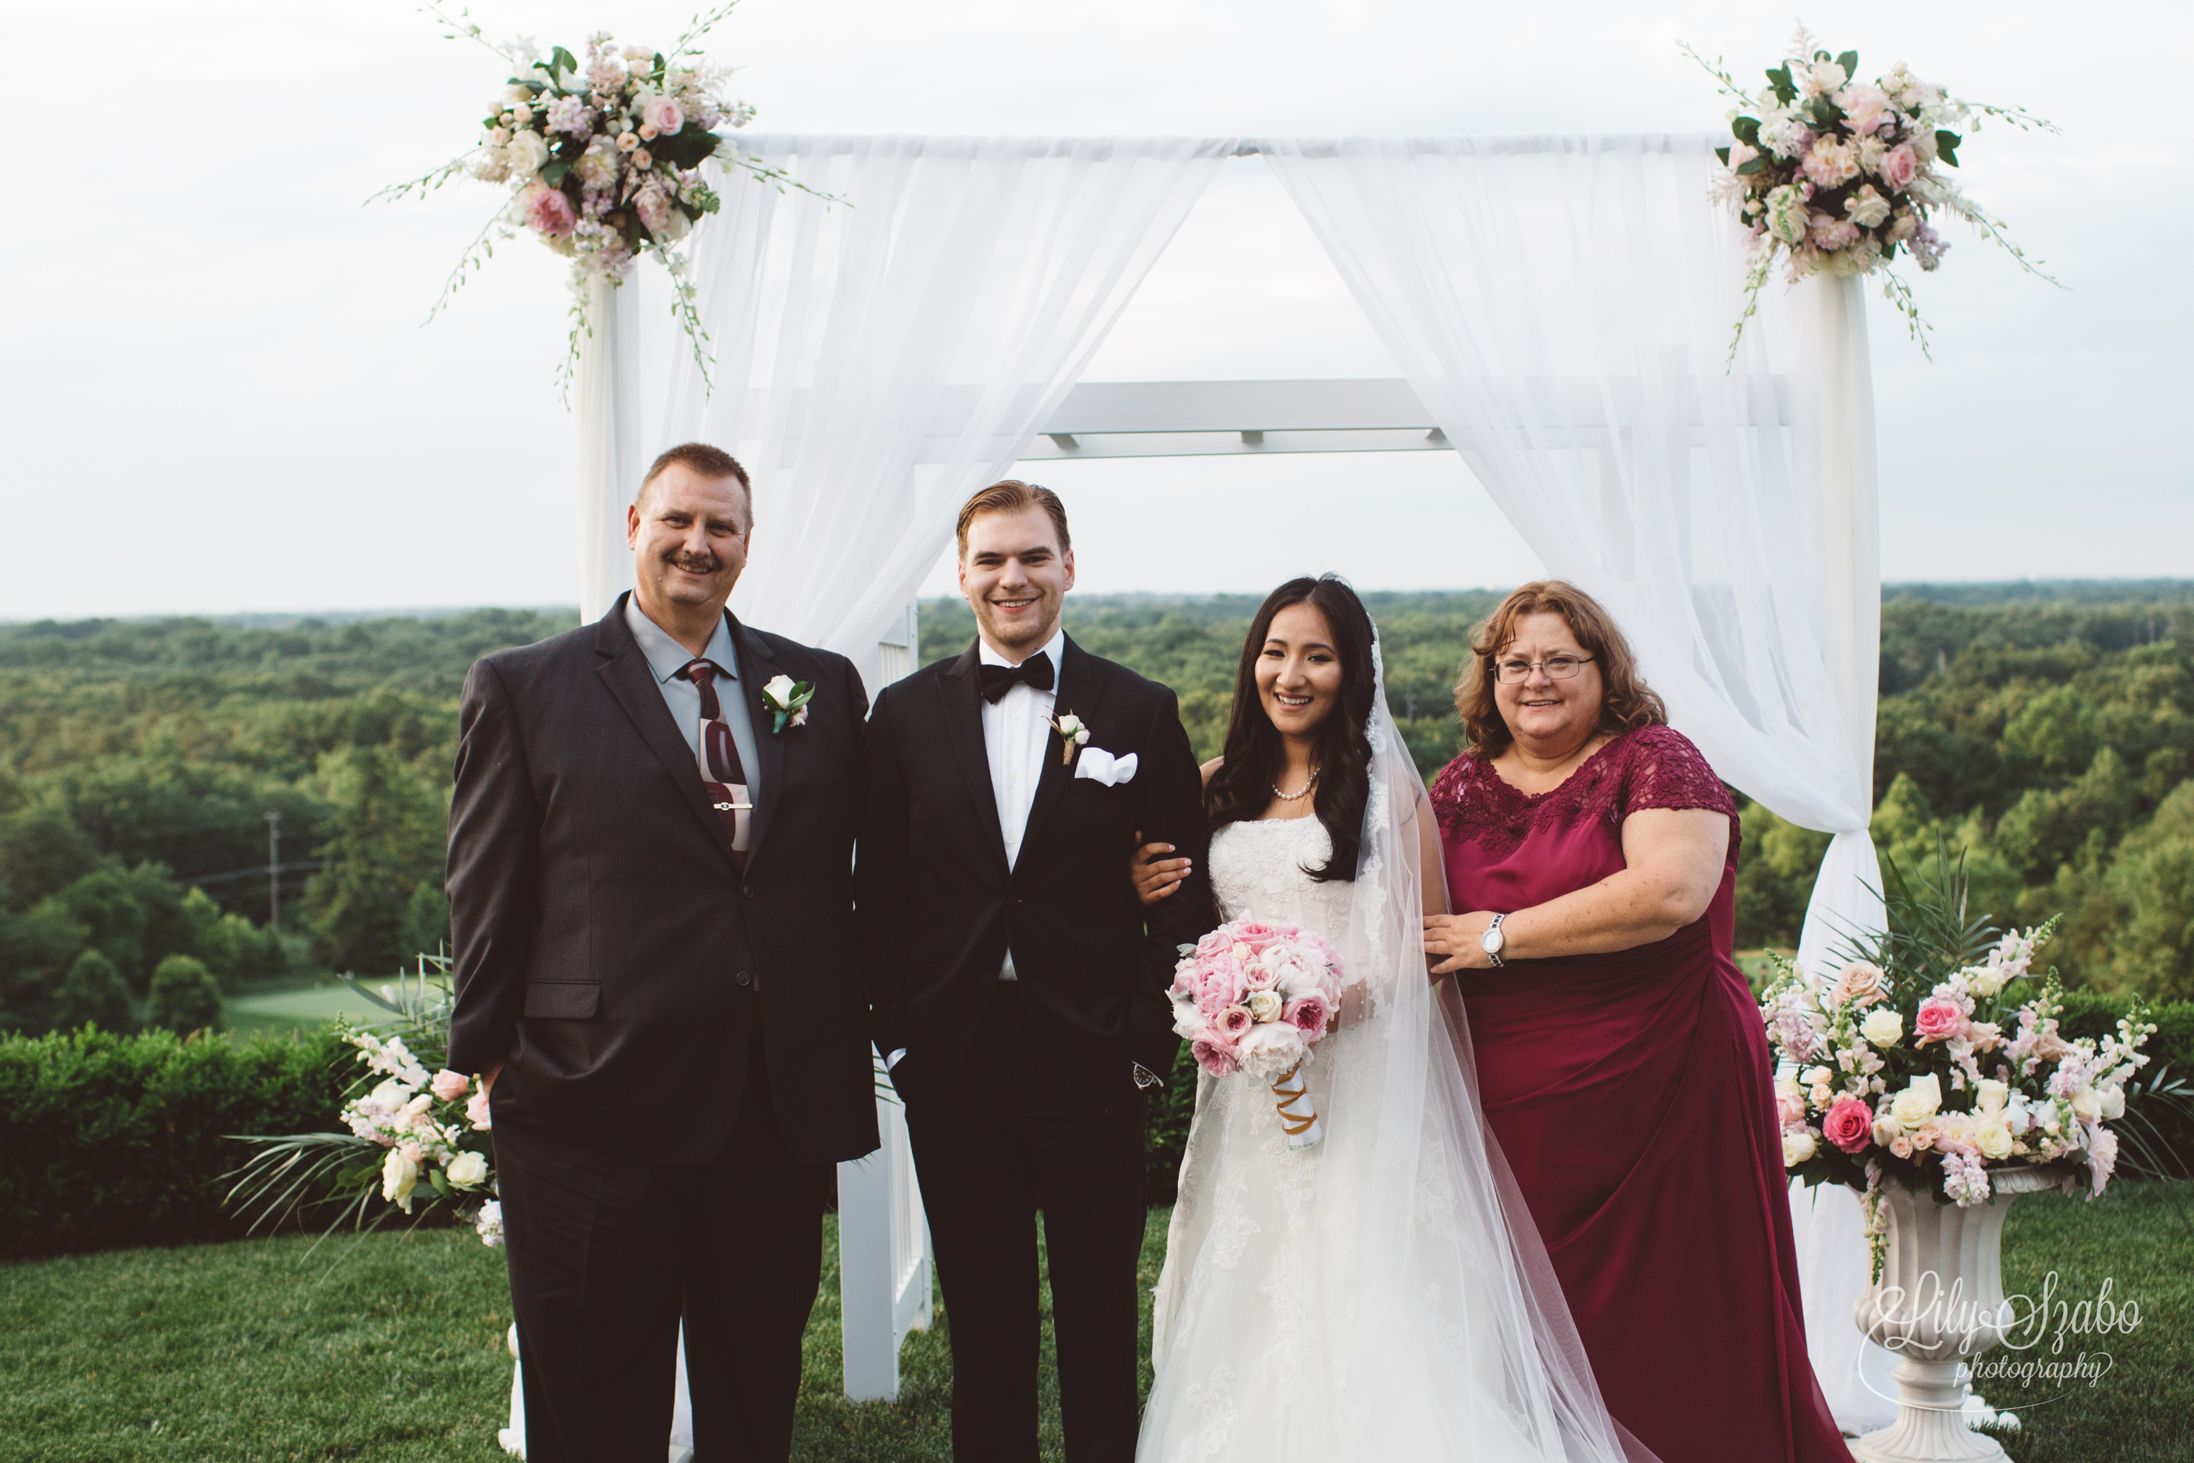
382, 2, 801, 379
1758, 850, 2159, 1278
1682, 25, 2056, 356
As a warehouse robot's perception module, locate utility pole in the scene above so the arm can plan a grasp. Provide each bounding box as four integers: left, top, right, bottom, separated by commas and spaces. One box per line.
265, 811, 282, 930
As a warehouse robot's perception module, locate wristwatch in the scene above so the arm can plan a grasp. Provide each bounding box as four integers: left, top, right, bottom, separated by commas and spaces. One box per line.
1481, 913, 1508, 968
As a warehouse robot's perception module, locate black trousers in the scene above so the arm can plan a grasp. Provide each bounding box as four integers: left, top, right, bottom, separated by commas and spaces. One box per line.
494, 1027, 832, 1463
904, 983, 1148, 1463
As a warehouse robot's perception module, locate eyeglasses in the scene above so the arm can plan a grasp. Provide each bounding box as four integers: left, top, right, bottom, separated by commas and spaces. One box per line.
1493, 654, 1594, 685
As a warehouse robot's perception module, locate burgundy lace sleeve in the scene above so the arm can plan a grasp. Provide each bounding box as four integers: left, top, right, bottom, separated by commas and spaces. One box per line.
1619, 725, 1739, 863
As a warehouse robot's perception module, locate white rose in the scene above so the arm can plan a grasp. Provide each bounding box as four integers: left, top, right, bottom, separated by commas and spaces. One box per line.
1974, 1079, 2009, 1113
1861, 1009, 1905, 1047
2069, 1089, 2103, 1122
1975, 1119, 2014, 1161
1245, 989, 1283, 1023
1805, 58, 1850, 97
505, 129, 549, 180
1966, 966, 2007, 998
381, 1147, 419, 1212
2100, 1087, 2125, 1121
1783, 1129, 1818, 1166
1872, 1113, 1902, 1146
764, 674, 796, 702
1801, 1065, 1832, 1088
1890, 1072, 1942, 1129
1845, 184, 1891, 229
445, 1151, 490, 1189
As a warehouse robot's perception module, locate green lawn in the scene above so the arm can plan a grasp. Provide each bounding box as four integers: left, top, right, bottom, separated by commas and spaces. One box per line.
0, 1191, 2183, 1462
223, 981, 400, 1041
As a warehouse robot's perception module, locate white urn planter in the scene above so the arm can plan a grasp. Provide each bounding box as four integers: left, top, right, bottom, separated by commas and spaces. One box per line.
1847, 1165, 2065, 1463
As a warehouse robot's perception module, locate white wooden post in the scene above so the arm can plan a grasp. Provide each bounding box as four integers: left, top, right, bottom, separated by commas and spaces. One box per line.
839, 598, 933, 1402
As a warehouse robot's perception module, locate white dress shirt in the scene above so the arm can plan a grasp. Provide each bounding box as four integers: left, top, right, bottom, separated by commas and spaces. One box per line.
979, 625, 1065, 980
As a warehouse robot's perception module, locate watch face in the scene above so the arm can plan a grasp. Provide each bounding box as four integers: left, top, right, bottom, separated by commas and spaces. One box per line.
1481, 925, 1503, 953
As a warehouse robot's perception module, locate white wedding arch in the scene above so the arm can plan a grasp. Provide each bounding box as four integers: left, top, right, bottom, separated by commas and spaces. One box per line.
512, 132, 1900, 1456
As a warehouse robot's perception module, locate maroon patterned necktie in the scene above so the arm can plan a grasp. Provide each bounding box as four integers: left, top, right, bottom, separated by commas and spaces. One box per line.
679, 659, 749, 869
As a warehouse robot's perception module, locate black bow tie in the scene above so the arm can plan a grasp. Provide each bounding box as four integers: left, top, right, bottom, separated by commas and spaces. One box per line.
979, 652, 1055, 703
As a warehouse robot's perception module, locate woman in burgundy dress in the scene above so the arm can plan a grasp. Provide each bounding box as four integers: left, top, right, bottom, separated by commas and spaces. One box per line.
1419, 581, 1848, 1463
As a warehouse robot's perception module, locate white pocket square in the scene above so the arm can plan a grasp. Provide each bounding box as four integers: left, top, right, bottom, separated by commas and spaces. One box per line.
1073, 748, 1138, 786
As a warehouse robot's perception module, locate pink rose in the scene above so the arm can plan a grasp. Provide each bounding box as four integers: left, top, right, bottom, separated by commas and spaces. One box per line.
645, 96, 685, 135
1191, 1037, 1239, 1078
1231, 921, 1280, 950
1282, 992, 1331, 1039
1829, 961, 1888, 1009
1915, 998, 1963, 1043
1823, 1097, 1874, 1154
1889, 1135, 1915, 1160
1776, 1088, 1807, 1126
1217, 1006, 1254, 1041
467, 1089, 493, 1131
430, 1068, 470, 1102
1880, 142, 1918, 190
522, 182, 577, 238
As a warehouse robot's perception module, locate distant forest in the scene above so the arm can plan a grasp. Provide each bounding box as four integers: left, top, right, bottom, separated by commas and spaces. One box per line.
3, 581, 2191, 1034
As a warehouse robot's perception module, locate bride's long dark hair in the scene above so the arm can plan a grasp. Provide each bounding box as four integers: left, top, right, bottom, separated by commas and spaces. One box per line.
1204, 576, 1377, 883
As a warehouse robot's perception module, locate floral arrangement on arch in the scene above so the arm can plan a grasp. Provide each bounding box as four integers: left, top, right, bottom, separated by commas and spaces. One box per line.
1682, 26, 2056, 357
381, 2, 806, 383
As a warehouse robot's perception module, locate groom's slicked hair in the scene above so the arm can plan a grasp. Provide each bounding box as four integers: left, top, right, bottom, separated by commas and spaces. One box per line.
637, 443, 753, 523
956, 480, 1071, 559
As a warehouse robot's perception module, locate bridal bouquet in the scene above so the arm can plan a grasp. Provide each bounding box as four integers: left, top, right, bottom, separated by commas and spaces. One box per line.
1683, 25, 2055, 356
1170, 916, 1345, 1149
1761, 925, 2154, 1216
383, 2, 799, 381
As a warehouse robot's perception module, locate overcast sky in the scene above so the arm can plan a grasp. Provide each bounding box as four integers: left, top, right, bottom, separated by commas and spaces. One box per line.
1, 0, 2185, 619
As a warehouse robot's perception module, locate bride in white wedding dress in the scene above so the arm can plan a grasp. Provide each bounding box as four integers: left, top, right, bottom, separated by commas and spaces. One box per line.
1134, 578, 1650, 1463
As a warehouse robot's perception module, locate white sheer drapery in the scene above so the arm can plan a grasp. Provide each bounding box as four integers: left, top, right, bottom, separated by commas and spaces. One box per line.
598, 135, 1231, 688
1261, 135, 1889, 1431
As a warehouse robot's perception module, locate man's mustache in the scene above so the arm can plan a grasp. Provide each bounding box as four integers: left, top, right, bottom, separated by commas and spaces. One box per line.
665, 550, 721, 574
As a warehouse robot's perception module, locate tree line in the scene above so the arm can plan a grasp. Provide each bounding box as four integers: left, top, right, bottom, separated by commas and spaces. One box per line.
3, 586, 2190, 1036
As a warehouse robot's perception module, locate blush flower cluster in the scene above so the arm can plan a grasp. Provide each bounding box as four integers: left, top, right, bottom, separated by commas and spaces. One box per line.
1684, 26, 2055, 357
1170, 916, 1345, 1083
1761, 925, 2154, 1233
342, 1026, 499, 1239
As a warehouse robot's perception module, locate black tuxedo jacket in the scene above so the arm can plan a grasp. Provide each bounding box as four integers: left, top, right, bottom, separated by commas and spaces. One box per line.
446, 592, 879, 1167
856, 635, 1216, 1111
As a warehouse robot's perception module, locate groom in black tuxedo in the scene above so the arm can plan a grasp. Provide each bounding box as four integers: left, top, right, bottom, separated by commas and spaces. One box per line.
858, 481, 1216, 1463
447, 443, 880, 1463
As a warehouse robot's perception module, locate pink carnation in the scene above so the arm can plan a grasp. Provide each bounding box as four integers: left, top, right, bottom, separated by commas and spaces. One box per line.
430, 1068, 470, 1102
1282, 992, 1331, 1038
1823, 1097, 1874, 1154
522, 181, 577, 237
1915, 999, 1963, 1043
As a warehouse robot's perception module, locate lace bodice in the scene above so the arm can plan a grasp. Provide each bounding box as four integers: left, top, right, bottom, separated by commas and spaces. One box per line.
1428, 723, 1739, 867
1207, 816, 1358, 945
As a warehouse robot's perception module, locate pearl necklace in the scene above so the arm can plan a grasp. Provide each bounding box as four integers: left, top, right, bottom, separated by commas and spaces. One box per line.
1271, 766, 1319, 802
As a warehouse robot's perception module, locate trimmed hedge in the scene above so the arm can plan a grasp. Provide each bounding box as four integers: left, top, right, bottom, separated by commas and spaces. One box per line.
0, 1024, 349, 1258
7, 995, 2189, 1260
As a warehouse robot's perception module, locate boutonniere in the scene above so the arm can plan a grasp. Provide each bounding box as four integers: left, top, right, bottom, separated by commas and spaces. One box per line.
761, 674, 814, 734
1052, 710, 1091, 765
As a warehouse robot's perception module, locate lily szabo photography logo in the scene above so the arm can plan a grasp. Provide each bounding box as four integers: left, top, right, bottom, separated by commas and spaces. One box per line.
1859, 1269, 2144, 1413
